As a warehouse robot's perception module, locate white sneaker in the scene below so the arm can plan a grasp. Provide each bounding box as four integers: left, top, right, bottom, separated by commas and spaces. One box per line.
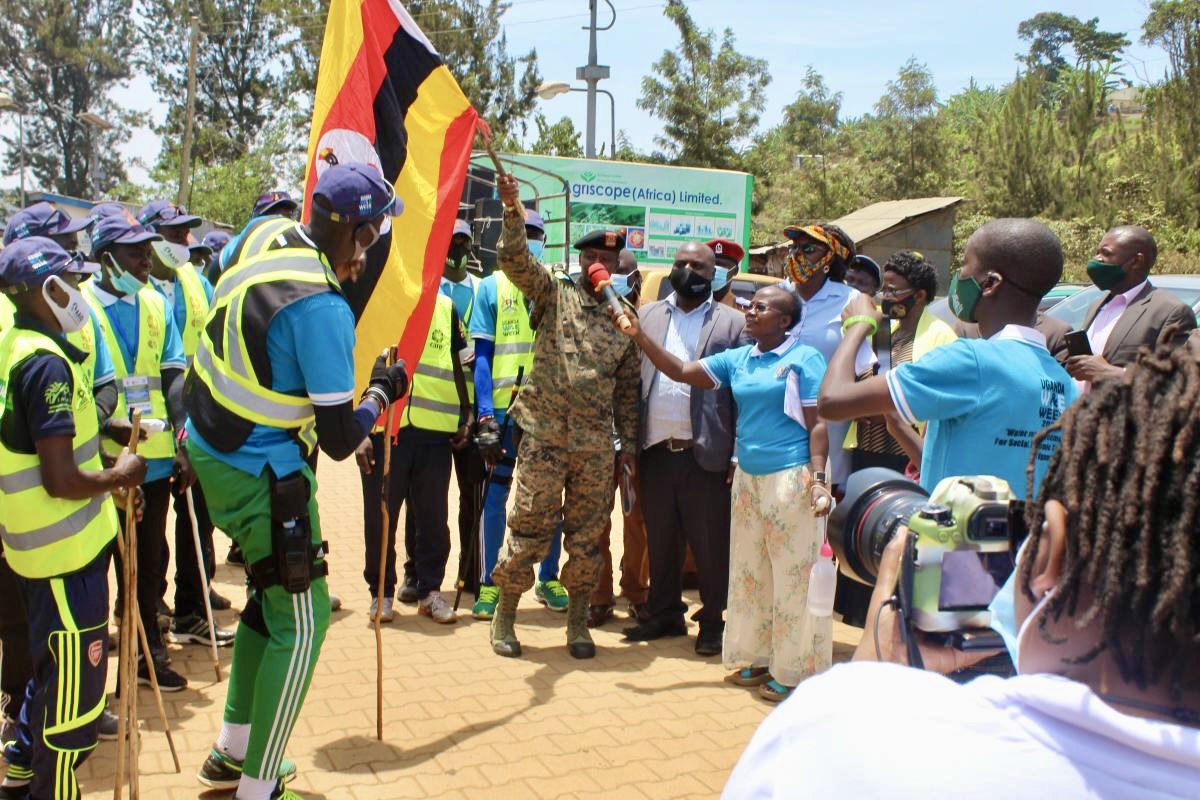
330, 592, 343, 612
417, 590, 457, 624
368, 596, 395, 623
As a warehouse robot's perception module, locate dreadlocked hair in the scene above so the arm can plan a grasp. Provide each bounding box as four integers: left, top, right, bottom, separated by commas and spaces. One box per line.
1021, 326, 1200, 700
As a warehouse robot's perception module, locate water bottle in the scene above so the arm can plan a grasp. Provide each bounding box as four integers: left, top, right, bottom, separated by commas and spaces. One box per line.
808, 542, 837, 617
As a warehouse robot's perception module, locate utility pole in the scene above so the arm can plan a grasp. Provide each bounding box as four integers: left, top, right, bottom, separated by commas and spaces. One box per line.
576, 1, 613, 159
178, 15, 200, 206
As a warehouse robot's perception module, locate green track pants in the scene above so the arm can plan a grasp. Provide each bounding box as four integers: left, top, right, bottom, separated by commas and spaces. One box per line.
190, 447, 330, 782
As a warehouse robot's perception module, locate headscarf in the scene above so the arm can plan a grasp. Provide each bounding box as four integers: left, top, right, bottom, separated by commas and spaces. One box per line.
783, 224, 851, 285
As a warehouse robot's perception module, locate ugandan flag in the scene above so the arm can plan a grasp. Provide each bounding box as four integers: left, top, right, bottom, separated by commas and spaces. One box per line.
303, 0, 477, 408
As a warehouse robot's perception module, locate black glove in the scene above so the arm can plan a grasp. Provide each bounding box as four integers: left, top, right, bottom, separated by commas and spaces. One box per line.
475, 417, 502, 465
366, 353, 409, 406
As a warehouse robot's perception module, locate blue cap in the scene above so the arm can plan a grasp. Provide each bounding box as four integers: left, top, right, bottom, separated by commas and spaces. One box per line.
0, 236, 99, 291
89, 201, 129, 220
201, 229, 231, 252
137, 199, 201, 230
452, 219, 472, 240
311, 163, 401, 223
91, 211, 162, 252
850, 254, 881, 284
524, 209, 545, 233
3, 202, 94, 246
252, 190, 297, 218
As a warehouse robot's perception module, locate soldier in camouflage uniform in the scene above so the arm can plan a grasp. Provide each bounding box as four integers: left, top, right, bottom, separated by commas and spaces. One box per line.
490, 174, 640, 659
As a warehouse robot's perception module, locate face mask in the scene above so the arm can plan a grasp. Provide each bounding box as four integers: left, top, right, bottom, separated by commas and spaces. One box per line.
882, 294, 917, 320
669, 265, 712, 300
948, 270, 983, 322
1086, 259, 1127, 291
42, 275, 89, 333
785, 249, 830, 285
445, 243, 471, 272
103, 253, 147, 295
528, 239, 545, 260
150, 240, 190, 270
609, 272, 634, 297
711, 266, 731, 293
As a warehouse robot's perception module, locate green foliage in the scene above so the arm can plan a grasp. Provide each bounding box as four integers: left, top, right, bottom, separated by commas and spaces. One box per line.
529, 115, 583, 158
1018, 12, 1129, 82
863, 58, 945, 198
637, 0, 771, 169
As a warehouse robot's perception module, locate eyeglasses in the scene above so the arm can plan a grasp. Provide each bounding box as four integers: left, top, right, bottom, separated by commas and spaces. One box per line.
144, 204, 189, 225
791, 242, 821, 256
879, 287, 914, 300
746, 301, 778, 314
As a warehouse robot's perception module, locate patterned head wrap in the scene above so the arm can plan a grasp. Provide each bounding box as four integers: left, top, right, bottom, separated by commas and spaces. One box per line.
783, 225, 851, 285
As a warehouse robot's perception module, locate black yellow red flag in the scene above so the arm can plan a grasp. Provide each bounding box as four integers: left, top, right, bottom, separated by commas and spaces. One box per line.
303, 0, 478, 411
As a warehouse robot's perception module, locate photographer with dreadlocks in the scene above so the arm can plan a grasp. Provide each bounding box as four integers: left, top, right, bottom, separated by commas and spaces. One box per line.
726, 330, 1200, 798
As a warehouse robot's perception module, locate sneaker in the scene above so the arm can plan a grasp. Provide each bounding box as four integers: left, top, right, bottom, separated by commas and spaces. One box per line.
97, 708, 120, 741
0, 780, 30, 799
137, 659, 188, 692
398, 575, 419, 604
534, 579, 569, 611
417, 590, 457, 624
329, 592, 342, 612
171, 613, 236, 647
368, 597, 395, 623
209, 590, 233, 611
197, 746, 297, 791
472, 585, 500, 620
226, 543, 245, 566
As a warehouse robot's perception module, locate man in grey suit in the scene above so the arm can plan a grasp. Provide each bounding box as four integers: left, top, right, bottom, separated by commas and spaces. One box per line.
623, 242, 746, 656
1066, 225, 1196, 387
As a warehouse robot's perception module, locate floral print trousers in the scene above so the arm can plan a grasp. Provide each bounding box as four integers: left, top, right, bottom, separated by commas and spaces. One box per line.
724, 464, 832, 687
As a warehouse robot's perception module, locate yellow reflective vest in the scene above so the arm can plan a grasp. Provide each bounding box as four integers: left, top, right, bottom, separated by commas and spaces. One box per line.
401, 293, 463, 433
0, 297, 13, 332
172, 263, 210, 359
84, 284, 176, 460
490, 272, 534, 413
0, 327, 118, 579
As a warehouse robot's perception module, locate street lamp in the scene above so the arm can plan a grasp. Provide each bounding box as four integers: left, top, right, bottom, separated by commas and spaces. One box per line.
536, 80, 617, 159
0, 92, 26, 206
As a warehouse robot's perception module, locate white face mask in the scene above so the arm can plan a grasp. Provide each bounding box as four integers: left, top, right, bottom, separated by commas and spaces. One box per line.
43, 275, 89, 333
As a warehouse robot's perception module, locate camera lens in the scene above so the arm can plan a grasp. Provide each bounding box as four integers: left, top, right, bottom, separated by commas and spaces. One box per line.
828, 468, 929, 586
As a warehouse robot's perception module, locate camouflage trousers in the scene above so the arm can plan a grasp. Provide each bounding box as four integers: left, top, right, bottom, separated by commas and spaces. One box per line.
491, 432, 615, 598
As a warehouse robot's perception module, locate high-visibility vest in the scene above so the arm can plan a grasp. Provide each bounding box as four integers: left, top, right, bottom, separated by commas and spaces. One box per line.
173, 263, 210, 359
0, 297, 13, 331
64, 314, 100, 398
84, 284, 176, 460
491, 273, 534, 413
186, 217, 340, 457
401, 293, 462, 433
0, 327, 118, 579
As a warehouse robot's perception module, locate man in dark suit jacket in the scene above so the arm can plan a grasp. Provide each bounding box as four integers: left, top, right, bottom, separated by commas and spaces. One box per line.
1066, 226, 1196, 386
623, 242, 746, 656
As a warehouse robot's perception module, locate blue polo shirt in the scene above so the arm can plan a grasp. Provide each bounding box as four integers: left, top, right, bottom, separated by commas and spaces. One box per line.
88, 312, 115, 389
885, 325, 1077, 498
440, 275, 476, 325
700, 339, 826, 476
187, 292, 357, 478
151, 270, 214, 336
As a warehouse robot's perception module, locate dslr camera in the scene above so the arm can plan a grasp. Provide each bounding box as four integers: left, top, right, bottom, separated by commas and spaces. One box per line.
829, 468, 1026, 651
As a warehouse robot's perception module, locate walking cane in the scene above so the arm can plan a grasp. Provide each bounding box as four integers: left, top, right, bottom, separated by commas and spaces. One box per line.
184, 486, 222, 682
113, 410, 140, 800
374, 347, 398, 741
453, 366, 523, 611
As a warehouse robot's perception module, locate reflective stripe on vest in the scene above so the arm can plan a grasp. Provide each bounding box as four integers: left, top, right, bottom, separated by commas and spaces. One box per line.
401, 294, 461, 433
84, 284, 176, 459
174, 263, 210, 358
491, 273, 535, 411
190, 217, 336, 453
64, 313, 99, 396
0, 328, 118, 579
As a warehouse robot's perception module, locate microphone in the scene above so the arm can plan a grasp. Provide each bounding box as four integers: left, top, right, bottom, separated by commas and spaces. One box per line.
586, 263, 632, 331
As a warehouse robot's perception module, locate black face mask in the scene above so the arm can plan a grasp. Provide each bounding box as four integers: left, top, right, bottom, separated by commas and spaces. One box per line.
882, 294, 917, 320
446, 243, 471, 271
669, 266, 712, 300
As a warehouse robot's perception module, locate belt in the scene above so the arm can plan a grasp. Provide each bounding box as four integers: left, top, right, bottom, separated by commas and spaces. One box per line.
652, 438, 693, 453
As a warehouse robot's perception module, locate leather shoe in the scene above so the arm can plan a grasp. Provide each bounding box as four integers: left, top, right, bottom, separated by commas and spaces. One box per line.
627, 602, 652, 624
569, 641, 596, 659
695, 623, 723, 656
587, 604, 614, 628
623, 616, 687, 641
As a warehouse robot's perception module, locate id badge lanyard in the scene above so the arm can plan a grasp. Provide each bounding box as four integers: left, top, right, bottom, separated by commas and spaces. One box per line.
109, 297, 152, 415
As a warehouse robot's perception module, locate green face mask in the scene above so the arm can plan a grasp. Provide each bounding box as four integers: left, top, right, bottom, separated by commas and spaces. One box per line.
948, 270, 984, 322
1086, 259, 1127, 291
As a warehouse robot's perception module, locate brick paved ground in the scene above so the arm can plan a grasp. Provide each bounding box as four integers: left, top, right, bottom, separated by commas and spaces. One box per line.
62, 456, 862, 799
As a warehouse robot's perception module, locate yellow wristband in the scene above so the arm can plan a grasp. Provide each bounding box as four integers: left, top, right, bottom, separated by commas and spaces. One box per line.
842, 315, 878, 335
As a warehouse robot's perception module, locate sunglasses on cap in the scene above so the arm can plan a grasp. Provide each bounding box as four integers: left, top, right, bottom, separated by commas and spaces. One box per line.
143, 204, 191, 226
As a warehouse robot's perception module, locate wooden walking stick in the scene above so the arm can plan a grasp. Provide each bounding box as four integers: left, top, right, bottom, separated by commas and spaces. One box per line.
374, 347, 398, 741
113, 410, 141, 799
184, 486, 222, 681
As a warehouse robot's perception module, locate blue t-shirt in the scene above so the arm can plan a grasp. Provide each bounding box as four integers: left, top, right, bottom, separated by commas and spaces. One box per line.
700, 340, 826, 476
88, 312, 115, 388
441, 276, 476, 326
468, 274, 499, 342
188, 292, 357, 478
152, 272, 214, 337
103, 291, 186, 482
885, 326, 1077, 498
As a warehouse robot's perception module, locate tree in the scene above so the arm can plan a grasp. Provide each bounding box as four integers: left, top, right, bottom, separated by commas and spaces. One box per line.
977, 73, 1064, 217
1018, 12, 1128, 82
637, 0, 770, 169
866, 57, 944, 198
0, 0, 141, 197
528, 114, 582, 158
779, 67, 842, 156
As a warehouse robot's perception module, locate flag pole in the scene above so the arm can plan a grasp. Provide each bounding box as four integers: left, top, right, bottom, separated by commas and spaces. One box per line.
375, 346, 398, 741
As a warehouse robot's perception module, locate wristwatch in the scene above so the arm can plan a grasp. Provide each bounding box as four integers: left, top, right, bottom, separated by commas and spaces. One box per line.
812, 471, 828, 486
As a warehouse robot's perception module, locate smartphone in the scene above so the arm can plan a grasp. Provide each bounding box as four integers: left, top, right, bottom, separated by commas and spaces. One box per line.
1065, 330, 1092, 357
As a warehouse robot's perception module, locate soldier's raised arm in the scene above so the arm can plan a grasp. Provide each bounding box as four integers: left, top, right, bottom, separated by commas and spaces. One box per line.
496, 174, 553, 307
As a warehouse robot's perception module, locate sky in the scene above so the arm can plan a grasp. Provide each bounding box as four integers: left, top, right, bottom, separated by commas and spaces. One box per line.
2, 0, 1170, 192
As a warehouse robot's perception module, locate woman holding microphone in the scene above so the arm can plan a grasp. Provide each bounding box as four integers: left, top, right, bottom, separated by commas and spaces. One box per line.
614, 282, 834, 703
